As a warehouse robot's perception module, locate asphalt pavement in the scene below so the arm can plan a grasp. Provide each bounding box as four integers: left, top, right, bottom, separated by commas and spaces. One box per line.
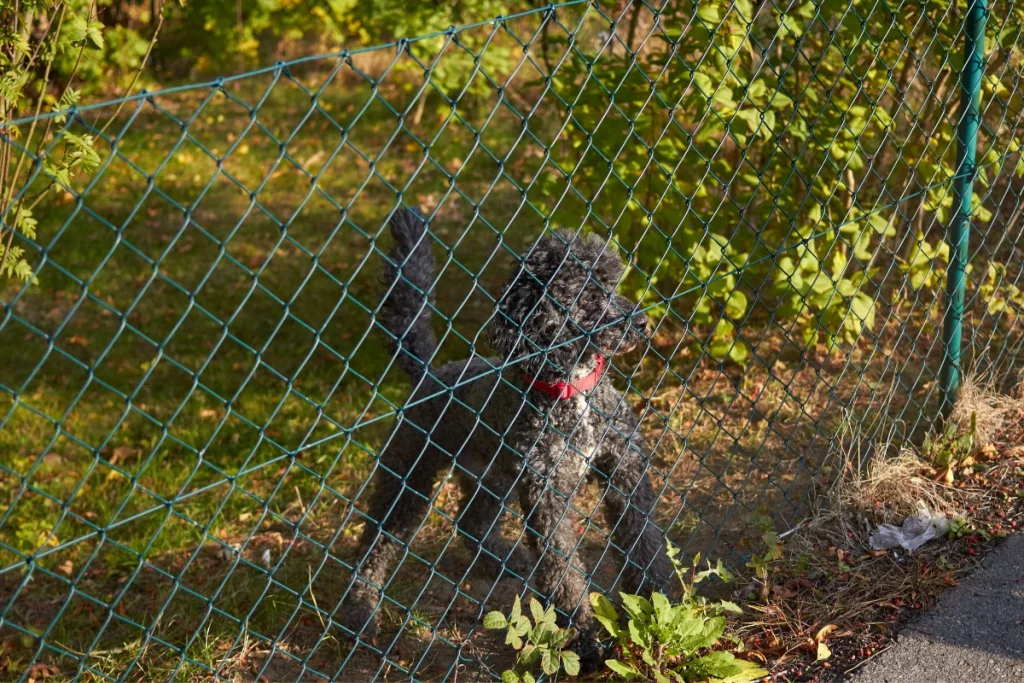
848, 532, 1024, 682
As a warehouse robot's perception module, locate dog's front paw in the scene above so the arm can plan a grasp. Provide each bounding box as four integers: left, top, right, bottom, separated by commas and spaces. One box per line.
574, 628, 611, 676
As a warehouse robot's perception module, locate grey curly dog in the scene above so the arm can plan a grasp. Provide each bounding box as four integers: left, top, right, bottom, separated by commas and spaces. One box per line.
341, 208, 673, 668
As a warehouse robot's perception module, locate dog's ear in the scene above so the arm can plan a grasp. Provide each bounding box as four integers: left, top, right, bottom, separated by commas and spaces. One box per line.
573, 233, 625, 288
487, 270, 539, 361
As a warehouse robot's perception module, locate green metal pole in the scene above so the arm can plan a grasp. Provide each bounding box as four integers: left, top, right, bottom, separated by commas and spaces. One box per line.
940, 0, 988, 415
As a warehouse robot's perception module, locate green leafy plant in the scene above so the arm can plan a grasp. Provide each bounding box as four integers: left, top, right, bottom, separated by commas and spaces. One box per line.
923, 412, 976, 471
745, 517, 783, 602
1, 1, 167, 284
484, 595, 580, 683
946, 516, 971, 540
979, 262, 1024, 320
526, 0, 1024, 363
588, 544, 766, 683
902, 234, 950, 292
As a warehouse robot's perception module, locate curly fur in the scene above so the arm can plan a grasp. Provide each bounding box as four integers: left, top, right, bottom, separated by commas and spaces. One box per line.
379, 208, 437, 381
343, 209, 673, 668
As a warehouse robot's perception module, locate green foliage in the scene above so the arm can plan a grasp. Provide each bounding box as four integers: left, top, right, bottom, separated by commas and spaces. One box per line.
902, 234, 950, 291
1, 1, 105, 283
484, 595, 579, 683
979, 263, 1024, 319
1, 1, 171, 283
744, 517, 783, 602
484, 547, 763, 682
524, 0, 1024, 362
587, 544, 765, 683
947, 516, 971, 540
7, 0, 1021, 347
924, 412, 976, 470
156, 0, 529, 86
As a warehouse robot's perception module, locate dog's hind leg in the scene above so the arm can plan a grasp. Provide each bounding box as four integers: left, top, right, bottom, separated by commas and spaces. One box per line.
593, 412, 673, 597
341, 426, 444, 642
455, 470, 533, 583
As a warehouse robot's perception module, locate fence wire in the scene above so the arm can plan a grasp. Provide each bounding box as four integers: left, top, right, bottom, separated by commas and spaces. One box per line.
1, 0, 1023, 680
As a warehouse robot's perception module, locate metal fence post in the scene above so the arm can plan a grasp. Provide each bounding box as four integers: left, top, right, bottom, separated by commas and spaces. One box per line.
940, 0, 988, 415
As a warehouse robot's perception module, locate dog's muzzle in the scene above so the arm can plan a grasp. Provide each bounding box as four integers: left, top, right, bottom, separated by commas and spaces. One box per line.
631, 312, 650, 337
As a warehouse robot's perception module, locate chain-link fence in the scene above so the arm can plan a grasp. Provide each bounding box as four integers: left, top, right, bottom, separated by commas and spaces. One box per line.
2, 0, 1022, 680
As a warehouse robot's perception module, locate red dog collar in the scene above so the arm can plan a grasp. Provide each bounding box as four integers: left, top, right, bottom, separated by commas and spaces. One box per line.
523, 354, 606, 400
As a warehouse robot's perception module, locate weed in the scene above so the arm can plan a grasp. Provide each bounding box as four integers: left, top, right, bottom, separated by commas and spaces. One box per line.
746, 517, 783, 602
483, 596, 579, 683
588, 544, 766, 683
924, 412, 975, 472
946, 516, 971, 540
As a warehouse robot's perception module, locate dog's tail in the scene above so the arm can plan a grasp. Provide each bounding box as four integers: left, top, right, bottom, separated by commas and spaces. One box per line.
380, 208, 437, 382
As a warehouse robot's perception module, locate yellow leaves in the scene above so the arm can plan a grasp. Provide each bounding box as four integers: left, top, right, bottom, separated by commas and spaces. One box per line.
815, 624, 837, 643
976, 443, 1000, 462
813, 624, 837, 661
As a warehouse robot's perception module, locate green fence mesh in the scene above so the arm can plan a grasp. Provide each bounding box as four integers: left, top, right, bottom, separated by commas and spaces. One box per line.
2, 0, 1023, 679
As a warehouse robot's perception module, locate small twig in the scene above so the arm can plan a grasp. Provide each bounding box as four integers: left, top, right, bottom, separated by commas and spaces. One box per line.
1, 4, 68, 272
97, 3, 166, 138
778, 517, 811, 540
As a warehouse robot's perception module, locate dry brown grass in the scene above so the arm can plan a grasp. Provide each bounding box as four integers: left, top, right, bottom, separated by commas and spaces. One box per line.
732, 370, 1024, 681
836, 436, 958, 526
949, 372, 1023, 447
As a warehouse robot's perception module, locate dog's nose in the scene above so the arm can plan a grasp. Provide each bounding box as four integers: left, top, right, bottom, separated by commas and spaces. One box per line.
631, 312, 650, 336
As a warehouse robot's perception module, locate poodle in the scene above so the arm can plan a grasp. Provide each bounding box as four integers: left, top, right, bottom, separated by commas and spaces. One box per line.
341, 208, 673, 666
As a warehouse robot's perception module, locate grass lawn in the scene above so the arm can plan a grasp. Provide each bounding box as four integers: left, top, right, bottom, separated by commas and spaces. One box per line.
0, 62, 971, 680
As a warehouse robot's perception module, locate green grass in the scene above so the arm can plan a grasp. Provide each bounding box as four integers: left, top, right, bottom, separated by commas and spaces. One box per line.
0, 71, 957, 679
0, 75, 546, 679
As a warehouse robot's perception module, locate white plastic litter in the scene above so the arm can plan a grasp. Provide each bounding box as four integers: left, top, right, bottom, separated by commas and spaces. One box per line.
219, 542, 241, 562
869, 505, 948, 552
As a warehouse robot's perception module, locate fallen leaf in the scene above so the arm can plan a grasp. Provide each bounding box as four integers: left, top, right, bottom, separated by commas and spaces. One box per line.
1003, 445, 1024, 459
815, 624, 838, 643
109, 446, 133, 466
58, 560, 74, 576
771, 584, 796, 600
977, 443, 999, 460
816, 640, 831, 661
